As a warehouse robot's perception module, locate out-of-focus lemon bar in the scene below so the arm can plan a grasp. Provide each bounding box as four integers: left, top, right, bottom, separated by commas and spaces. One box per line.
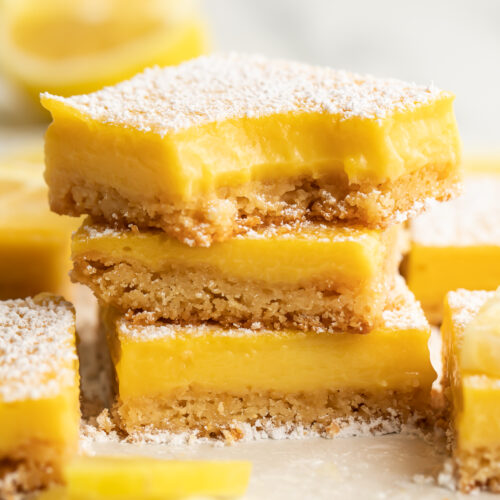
442, 289, 500, 492
462, 154, 500, 175
103, 279, 435, 438
0, 294, 79, 495
406, 174, 500, 323
40, 456, 251, 500
41, 54, 461, 246
0, 158, 80, 300
72, 219, 405, 333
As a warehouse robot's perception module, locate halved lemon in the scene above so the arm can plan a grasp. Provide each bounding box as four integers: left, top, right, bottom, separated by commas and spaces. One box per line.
0, 0, 208, 98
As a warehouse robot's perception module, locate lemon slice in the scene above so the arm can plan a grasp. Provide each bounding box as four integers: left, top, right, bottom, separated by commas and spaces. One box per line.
0, 0, 208, 98
38, 456, 252, 499
460, 288, 500, 377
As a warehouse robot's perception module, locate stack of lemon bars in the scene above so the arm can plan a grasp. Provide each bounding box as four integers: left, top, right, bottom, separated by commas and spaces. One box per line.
39, 54, 462, 440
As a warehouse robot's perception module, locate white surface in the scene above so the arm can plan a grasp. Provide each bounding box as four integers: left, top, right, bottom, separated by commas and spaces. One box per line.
86, 434, 493, 500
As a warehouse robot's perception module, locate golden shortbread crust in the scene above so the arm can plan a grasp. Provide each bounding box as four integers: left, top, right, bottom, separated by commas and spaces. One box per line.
72, 259, 398, 333
0, 441, 65, 496
454, 447, 500, 493
113, 386, 434, 439
56, 162, 459, 246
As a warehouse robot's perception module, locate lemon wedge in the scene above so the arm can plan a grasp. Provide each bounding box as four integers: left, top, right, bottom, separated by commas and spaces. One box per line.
0, 0, 208, 98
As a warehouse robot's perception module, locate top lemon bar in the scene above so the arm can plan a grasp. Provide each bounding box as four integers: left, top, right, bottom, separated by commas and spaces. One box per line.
42, 54, 461, 246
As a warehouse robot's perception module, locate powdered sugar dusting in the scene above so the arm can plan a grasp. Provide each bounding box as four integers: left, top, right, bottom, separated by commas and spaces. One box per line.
411, 175, 500, 246
0, 295, 77, 402
42, 53, 449, 136
446, 289, 494, 330
382, 277, 429, 331
80, 412, 427, 450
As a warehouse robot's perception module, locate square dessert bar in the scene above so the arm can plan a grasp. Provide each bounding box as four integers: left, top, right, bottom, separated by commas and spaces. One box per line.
42, 53, 461, 246
405, 174, 500, 323
442, 289, 500, 492
0, 294, 79, 495
72, 219, 405, 333
103, 279, 436, 438
40, 457, 251, 500
0, 158, 80, 300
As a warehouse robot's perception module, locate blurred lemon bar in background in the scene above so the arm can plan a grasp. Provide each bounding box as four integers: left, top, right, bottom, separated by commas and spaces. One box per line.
0, 152, 80, 300
0, 0, 208, 99
405, 161, 500, 324
72, 219, 405, 333
42, 53, 461, 246
0, 294, 79, 495
462, 153, 500, 175
103, 278, 436, 438
40, 456, 251, 500
442, 289, 500, 492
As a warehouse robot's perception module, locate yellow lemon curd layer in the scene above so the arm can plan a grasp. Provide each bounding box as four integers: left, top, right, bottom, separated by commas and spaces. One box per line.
442, 290, 500, 450
73, 221, 399, 288
42, 54, 460, 203
40, 456, 251, 500
104, 288, 435, 400
0, 388, 79, 459
0, 158, 80, 299
0, 295, 80, 461
406, 175, 500, 322
462, 154, 500, 174
460, 289, 500, 378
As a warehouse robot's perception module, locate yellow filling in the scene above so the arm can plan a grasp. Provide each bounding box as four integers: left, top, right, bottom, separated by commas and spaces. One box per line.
462, 154, 500, 174
406, 245, 500, 318
0, 159, 80, 299
0, 386, 79, 459
40, 456, 251, 500
442, 291, 500, 449
73, 221, 398, 287
104, 307, 435, 400
460, 290, 500, 378
42, 93, 459, 203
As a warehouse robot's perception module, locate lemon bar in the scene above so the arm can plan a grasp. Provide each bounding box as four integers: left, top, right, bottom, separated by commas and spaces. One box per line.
0, 294, 79, 495
103, 279, 435, 438
442, 289, 500, 492
0, 157, 80, 300
72, 219, 404, 333
405, 174, 500, 323
41, 456, 251, 500
42, 54, 461, 246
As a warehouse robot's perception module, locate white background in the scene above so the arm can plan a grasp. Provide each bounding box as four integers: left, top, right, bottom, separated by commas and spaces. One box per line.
205, 0, 500, 150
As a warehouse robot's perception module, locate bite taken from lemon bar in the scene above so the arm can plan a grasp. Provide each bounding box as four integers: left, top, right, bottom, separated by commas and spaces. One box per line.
72, 218, 405, 333
0, 294, 79, 495
42, 54, 461, 246
405, 173, 500, 323
442, 289, 500, 492
102, 278, 436, 439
